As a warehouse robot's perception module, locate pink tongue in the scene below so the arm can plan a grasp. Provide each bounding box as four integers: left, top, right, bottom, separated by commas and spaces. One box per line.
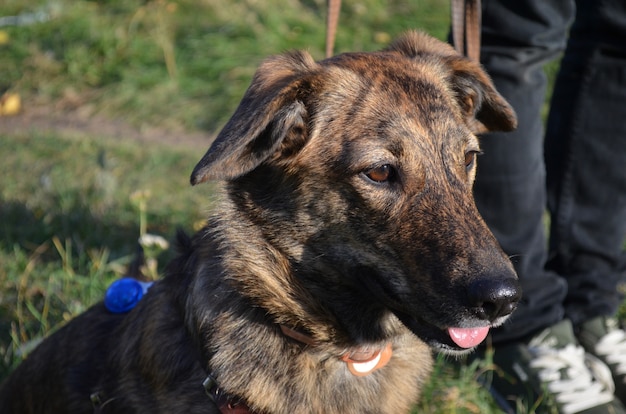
447, 327, 490, 348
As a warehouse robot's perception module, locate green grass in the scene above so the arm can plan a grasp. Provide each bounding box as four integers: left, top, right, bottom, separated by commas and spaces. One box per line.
0, 131, 213, 375
1, 0, 451, 132
0, 0, 570, 412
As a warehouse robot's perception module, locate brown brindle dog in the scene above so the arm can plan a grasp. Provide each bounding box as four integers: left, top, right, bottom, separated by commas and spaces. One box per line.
0, 31, 520, 413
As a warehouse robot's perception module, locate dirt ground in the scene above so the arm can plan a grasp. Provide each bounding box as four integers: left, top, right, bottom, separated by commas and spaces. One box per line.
0, 104, 213, 149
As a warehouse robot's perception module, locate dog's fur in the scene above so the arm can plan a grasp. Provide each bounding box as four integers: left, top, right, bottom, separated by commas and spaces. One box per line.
0, 31, 520, 413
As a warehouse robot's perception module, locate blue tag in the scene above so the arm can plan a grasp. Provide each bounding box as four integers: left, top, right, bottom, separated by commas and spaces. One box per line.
104, 278, 154, 313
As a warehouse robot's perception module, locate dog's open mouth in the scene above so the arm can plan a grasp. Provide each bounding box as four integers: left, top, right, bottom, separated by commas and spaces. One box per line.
393, 310, 490, 354
354, 267, 496, 353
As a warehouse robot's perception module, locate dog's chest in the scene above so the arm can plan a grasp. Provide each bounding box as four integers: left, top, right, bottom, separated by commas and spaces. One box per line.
206, 325, 432, 414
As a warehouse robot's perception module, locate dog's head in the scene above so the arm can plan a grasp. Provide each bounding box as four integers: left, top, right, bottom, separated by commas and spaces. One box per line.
191, 31, 520, 354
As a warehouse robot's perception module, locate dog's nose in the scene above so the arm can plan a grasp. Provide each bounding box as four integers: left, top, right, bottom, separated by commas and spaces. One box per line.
467, 276, 521, 322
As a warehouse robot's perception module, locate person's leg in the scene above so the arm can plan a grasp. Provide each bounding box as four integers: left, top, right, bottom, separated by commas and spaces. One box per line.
545, 0, 626, 326
475, 1, 626, 410
544, 1, 626, 401
475, 0, 574, 342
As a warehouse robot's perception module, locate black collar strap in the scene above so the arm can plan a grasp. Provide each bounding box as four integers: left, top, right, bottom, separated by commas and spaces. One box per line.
203, 373, 253, 414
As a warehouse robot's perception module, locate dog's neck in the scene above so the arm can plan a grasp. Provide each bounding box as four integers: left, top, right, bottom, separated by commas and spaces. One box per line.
203, 324, 392, 413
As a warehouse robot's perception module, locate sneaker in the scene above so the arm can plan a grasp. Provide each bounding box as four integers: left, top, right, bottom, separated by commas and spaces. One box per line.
577, 316, 626, 403
477, 319, 626, 414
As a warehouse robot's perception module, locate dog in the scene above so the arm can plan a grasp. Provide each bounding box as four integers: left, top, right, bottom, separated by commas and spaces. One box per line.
0, 31, 520, 413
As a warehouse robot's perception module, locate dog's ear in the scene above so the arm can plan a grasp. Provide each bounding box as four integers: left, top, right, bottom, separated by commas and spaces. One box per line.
444, 57, 517, 134
191, 51, 316, 185
387, 31, 517, 135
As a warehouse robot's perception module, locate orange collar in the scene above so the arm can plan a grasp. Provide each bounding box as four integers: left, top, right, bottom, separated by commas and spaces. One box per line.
279, 325, 392, 376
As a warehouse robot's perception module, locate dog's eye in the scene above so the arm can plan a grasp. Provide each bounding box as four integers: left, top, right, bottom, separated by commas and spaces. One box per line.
365, 164, 395, 183
464, 151, 479, 171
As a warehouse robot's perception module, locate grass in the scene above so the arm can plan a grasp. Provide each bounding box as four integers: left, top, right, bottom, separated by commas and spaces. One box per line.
0, 131, 213, 376
1, 0, 451, 132
0, 0, 570, 412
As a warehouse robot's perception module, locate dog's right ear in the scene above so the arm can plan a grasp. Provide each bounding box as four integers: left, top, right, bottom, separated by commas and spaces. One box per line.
191, 51, 317, 185
387, 31, 517, 135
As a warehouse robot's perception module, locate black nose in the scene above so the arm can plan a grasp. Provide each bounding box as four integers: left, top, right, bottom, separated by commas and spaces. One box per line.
467, 276, 521, 322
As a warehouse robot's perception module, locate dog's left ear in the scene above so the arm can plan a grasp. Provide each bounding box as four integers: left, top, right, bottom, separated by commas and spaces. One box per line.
191, 51, 316, 185
387, 31, 517, 135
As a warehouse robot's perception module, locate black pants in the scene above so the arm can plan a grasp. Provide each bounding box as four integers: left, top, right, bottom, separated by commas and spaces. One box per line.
475, 0, 626, 342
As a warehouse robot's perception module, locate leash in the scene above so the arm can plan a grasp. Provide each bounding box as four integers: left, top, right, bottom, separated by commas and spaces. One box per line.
325, 0, 341, 58
451, 0, 482, 61
325, 0, 482, 62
